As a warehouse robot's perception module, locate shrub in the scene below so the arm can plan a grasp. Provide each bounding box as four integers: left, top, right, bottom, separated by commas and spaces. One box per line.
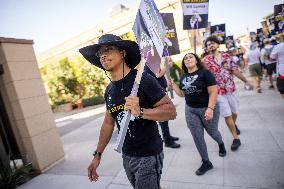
82, 96, 105, 107
40, 57, 107, 109
0, 158, 32, 189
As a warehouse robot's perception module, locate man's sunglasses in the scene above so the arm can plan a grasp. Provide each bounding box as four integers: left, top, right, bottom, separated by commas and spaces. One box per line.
96, 46, 121, 58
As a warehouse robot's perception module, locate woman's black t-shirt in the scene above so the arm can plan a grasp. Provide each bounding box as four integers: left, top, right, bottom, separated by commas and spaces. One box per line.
179, 69, 216, 108
104, 69, 165, 156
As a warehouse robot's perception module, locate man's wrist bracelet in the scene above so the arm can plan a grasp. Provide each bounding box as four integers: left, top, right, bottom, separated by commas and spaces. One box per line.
136, 108, 144, 119
207, 107, 214, 111
93, 150, 102, 158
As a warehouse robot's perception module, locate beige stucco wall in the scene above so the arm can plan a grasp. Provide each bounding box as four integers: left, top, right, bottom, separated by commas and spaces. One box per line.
0, 37, 64, 172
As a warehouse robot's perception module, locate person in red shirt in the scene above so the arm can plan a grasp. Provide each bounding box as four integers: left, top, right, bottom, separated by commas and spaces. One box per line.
203, 36, 251, 151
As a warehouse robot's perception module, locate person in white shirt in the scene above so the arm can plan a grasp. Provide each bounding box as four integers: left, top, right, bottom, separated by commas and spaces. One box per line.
270, 34, 284, 99
261, 38, 276, 89
229, 48, 243, 71
244, 42, 262, 93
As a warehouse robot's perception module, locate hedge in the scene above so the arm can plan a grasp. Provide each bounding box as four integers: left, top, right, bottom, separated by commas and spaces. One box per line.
82, 96, 105, 107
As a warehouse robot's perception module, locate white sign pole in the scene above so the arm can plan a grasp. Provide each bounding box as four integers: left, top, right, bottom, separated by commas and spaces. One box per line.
114, 0, 167, 153
114, 58, 145, 153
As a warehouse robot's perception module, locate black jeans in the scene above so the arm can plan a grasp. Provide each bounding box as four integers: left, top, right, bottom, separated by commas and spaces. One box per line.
158, 121, 171, 143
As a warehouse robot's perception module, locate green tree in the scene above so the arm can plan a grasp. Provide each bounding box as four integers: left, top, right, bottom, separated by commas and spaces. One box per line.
40, 57, 106, 109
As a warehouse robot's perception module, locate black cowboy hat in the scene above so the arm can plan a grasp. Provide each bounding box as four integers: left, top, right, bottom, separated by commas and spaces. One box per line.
79, 34, 141, 70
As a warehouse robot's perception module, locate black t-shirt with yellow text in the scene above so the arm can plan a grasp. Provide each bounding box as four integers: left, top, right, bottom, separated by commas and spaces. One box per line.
104, 69, 165, 157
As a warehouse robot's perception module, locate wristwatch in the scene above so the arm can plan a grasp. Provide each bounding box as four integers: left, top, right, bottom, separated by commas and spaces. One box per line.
93, 150, 102, 158
136, 108, 144, 119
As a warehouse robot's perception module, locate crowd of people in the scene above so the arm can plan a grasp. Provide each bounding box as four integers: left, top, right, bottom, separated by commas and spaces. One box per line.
243, 34, 280, 94
79, 31, 284, 189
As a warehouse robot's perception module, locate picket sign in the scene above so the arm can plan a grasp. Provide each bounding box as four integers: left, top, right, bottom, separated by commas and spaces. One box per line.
114, 0, 168, 153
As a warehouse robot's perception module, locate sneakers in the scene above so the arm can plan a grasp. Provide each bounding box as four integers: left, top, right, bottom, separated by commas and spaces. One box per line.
231, 139, 241, 151
218, 143, 227, 157
235, 125, 241, 135
195, 160, 213, 176
170, 136, 179, 141
164, 140, 181, 148
268, 85, 275, 89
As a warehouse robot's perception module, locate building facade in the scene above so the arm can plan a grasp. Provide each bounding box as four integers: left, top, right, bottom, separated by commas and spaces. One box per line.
37, 0, 207, 68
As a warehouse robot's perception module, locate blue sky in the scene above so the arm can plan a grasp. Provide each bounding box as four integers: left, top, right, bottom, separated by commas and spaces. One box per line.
0, 0, 282, 54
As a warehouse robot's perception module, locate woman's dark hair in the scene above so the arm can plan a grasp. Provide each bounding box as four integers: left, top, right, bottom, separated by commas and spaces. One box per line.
205, 36, 220, 47
181, 53, 205, 74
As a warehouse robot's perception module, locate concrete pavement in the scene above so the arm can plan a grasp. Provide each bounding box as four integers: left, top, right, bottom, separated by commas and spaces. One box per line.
18, 78, 284, 189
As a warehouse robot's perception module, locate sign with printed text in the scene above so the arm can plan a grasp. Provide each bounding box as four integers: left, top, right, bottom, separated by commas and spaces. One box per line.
250, 31, 257, 42
139, 0, 167, 57
133, 9, 161, 76
256, 28, 262, 34
115, 0, 168, 154
160, 13, 180, 56
268, 17, 280, 34
181, 0, 209, 30
225, 35, 235, 50
210, 24, 226, 44
274, 4, 284, 32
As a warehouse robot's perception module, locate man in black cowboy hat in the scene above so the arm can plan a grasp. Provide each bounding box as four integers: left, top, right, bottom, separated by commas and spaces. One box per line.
80, 34, 176, 189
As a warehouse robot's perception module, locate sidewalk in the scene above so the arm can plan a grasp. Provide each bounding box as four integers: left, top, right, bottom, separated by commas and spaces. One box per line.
19, 79, 284, 189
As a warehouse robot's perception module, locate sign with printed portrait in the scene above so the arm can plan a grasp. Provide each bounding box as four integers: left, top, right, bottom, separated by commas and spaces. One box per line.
160, 13, 180, 56
274, 4, 284, 32
138, 0, 167, 57
256, 28, 262, 34
133, 10, 161, 76
250, 31, 257, 42
268, 17, 280, 35
210, 24, 226, 44
225, 36, 235, 50
181, 0, 209, 30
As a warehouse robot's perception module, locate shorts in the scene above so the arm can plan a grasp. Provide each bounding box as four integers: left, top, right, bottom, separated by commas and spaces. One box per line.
123, 152, 164, 189
277, 78, 284, 94
217, 92, 240, 117
266, 63, 276, 75
260, 62, 267, 69
249, 64, 262, 77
